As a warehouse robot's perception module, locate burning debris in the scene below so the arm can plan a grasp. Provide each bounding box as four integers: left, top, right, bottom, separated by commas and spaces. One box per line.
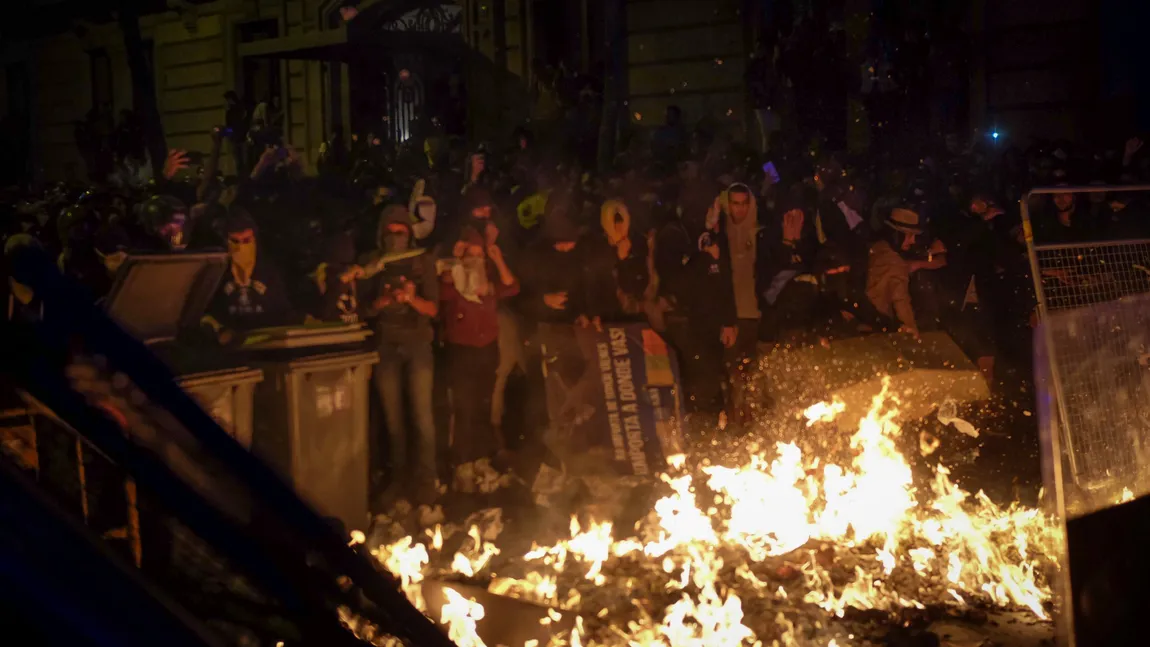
360, 381, 1060, 647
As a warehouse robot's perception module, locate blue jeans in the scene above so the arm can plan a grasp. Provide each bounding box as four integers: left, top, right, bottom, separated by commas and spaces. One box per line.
374, 340, 437, 490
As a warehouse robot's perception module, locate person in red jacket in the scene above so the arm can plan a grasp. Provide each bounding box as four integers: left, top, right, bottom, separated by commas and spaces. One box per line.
439, 226, 519, 473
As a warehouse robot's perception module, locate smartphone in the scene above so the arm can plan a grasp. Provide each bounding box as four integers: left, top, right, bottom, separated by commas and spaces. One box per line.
762, 161, 781, 185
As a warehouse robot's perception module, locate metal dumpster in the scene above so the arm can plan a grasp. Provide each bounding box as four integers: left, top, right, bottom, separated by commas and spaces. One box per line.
245, 327, 377, 532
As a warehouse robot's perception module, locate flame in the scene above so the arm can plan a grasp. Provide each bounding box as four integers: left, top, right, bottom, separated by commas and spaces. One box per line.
373, 380, 1060, 646
441, 587, 488, 647
451, 524, 501, 577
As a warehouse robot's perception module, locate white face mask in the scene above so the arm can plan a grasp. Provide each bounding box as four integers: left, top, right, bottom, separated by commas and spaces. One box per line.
450, 256, 490, 303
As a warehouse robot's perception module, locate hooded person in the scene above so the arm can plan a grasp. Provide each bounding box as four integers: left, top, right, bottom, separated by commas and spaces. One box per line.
714, 182, 767, 428
456, 185, 505, 253
653, 183, 737, 421
362, 203, 440, 503
439, 225, 519, 475
599, 199, 652, 317
203, 211, 295, 339
518, 188, 613, 327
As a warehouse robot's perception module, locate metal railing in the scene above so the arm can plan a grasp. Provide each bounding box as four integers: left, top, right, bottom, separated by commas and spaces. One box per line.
1023, 185, 1150, 495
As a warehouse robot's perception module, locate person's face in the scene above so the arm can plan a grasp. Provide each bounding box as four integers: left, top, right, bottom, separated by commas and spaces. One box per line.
227, 229, 256, 257
1054, 192, 1075, 212
729, 192, 752, 222
899, 231, 918, 251
471, 205, 492, 220
384, 223, 410, 250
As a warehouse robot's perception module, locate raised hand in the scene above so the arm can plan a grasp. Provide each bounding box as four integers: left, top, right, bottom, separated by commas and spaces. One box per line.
163, 149, 191, 180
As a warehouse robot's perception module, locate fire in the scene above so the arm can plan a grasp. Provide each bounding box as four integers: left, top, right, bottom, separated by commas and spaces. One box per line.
441, 587, 488, 647
370, 380, 1061, 646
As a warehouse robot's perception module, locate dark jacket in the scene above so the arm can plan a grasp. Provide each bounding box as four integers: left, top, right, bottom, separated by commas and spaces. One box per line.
654, 218, 739, 330
361, 206, 439, 344
516, 238, 615, 325
208, 261, 295, 331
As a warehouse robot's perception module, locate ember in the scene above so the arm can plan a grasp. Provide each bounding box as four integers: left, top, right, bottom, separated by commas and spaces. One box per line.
370, 381, 1060, 646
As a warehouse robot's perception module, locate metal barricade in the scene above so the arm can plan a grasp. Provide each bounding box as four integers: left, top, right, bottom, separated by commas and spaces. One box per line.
1023, 184, 1150, 494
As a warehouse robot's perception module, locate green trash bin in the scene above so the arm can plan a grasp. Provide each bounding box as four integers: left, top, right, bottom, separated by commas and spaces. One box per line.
248, 343, 378, 532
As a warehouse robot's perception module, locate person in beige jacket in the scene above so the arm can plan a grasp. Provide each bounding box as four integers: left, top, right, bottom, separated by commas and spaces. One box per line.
866, 207, 922, 338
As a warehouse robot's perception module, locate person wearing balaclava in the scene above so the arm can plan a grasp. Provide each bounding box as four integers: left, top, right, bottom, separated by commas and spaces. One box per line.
203, 211, 294, 341
714, 182, 767, 429
654, 182, 736, 422
439, 226, 519, 481
362, 204, 440, 503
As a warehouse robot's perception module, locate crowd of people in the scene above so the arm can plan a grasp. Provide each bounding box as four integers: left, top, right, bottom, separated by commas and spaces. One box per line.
5, 90, 1150, 504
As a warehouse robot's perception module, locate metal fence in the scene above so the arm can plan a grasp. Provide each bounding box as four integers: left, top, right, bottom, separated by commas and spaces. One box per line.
1024, 185, 1150, 495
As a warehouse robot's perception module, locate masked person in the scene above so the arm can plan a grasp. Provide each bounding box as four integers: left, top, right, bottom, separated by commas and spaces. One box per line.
599, 199, 652, 320
203, 212, 294, 341
139, 194, 191, 252
439, 227, 519, 481
363, 205, 440, 502
655, 183, 736, 423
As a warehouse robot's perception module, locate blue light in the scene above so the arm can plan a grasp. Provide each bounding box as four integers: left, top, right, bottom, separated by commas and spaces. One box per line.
992, 131, 1000, 140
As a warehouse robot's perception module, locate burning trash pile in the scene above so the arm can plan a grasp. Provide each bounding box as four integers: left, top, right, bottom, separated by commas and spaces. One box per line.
352, 382, 1062, 647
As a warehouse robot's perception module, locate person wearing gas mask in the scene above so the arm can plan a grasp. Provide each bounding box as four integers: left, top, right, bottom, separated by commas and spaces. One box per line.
362, 205, 440, 503
203, 212, 294, 341
439, 226, 519, 478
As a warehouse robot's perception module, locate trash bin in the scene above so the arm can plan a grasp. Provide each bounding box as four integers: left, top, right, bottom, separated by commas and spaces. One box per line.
177, 368, 263, 450
248, 342, 378, 531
